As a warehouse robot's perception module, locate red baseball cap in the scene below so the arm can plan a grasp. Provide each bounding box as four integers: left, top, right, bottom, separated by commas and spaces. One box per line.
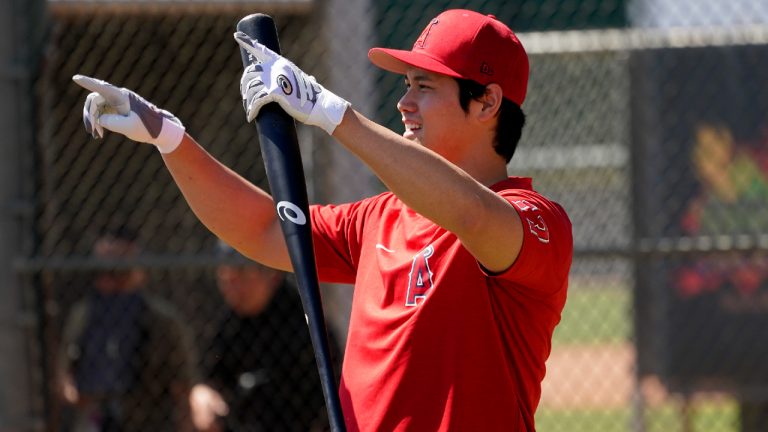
368, 9, 529, 106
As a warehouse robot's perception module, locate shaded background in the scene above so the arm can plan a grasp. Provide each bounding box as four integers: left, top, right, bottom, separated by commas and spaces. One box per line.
2, 0, 768, 431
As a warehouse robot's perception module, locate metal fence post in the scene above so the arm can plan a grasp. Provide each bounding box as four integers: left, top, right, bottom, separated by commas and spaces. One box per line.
0, 0, 46, 430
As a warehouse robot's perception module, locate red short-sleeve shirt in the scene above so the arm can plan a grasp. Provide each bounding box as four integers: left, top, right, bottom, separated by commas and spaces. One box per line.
311, 177, 572, 431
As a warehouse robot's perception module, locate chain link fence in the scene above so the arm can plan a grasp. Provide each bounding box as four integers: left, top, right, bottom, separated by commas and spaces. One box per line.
6, 0, 768, 430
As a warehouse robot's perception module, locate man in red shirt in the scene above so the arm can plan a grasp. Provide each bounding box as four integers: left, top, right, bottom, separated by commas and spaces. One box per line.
73, 8, 572, 431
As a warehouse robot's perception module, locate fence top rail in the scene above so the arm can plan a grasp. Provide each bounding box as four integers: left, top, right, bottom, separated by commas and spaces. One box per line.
519, 25, 768, 54
48, 0, 313, 16
13, 233, 768, 273
573, 234, 768, 258
13, 254, 256, 273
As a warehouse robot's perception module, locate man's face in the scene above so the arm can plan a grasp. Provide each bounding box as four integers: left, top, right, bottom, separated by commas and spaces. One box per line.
216, 265, 278, 316
93, 236, 144, 294
398, 68, 474, 160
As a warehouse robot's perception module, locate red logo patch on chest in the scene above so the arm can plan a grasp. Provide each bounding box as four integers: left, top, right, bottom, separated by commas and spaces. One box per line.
405, 245, 434, 306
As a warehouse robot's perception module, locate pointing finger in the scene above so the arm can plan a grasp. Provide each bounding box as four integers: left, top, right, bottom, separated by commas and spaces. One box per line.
72, 75, 126, 106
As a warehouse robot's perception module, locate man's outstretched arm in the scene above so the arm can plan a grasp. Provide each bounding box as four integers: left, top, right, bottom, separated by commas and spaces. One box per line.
331, 109, 523, 273
72, 75, 291, 271
162, 135, 291, 271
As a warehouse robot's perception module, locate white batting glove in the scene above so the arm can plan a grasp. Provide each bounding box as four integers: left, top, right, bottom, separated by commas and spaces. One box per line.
72, 75, 186, 154
234, 31, 350, 135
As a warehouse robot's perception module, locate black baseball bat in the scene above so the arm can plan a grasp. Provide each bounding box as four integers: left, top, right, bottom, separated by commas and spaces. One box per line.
236, 14, 346, 432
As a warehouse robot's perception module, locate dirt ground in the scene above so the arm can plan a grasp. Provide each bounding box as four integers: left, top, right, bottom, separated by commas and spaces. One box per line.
540, 343, 669, 409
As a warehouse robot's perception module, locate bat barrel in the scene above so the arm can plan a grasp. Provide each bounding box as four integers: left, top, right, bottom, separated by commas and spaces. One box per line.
236, 14, 346, 432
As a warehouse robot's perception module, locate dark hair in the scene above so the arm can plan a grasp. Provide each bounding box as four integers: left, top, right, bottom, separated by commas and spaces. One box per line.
456, 78, 525, 163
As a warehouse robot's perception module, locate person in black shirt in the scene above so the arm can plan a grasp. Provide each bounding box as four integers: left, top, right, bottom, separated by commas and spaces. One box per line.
191, 243, 340, 432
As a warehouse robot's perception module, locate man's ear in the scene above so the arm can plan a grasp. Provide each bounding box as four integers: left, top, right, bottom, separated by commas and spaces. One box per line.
476, 83, 503, 122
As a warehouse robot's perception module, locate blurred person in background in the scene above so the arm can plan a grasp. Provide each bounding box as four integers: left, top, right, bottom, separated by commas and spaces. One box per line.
190, 242, 340, 432
57, 228, 198, 432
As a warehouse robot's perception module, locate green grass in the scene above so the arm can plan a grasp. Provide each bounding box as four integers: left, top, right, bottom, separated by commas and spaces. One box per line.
536, 407, 629, 432
552, 286, 631, 346
541, 286, 741, 431
536, 400, 739, 432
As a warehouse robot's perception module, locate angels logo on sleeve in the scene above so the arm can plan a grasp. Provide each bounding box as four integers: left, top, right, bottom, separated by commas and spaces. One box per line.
526, 215, 550, 243
512, 199, 551, 244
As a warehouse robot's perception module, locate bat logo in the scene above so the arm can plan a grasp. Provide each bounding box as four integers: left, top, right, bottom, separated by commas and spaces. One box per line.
277, 74, 293, 95
276, 200, 307, 225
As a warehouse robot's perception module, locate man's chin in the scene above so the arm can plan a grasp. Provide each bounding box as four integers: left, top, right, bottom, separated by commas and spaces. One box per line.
403, 131, 422, 144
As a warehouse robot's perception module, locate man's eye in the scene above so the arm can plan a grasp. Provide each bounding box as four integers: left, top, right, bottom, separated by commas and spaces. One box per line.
404, 82, 430, 91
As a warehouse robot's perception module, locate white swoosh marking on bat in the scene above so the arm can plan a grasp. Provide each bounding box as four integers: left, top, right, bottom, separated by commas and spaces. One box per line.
276, 201, 307, 225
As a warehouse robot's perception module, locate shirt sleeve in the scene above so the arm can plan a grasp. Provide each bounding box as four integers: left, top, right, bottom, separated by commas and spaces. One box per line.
310, 200, 367, 284
491, 190, 573, 296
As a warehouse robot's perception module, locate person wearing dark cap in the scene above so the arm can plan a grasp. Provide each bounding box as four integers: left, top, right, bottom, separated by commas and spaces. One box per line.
189, 243, 338, 432
57, 229, 197, 432
72, 8, 572, 431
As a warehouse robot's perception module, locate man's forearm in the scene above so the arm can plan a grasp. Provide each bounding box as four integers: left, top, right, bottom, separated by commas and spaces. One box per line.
162, 134, 292, 271
71, 75, 291, 270
332, 110, 503, 236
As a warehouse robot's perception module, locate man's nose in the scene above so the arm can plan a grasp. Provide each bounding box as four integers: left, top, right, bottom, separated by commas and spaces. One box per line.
397, 89, 416, 113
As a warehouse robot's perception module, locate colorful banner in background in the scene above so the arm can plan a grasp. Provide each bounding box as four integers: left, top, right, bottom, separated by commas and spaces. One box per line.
633, 43, 768, 390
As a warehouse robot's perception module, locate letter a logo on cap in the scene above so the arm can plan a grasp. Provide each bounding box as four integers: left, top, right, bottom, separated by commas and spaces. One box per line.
415, 18, 439, 48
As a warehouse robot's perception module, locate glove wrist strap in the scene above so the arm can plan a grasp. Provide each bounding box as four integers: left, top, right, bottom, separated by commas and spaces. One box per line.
153, 119, 186, 154
312, 93, 351, 135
